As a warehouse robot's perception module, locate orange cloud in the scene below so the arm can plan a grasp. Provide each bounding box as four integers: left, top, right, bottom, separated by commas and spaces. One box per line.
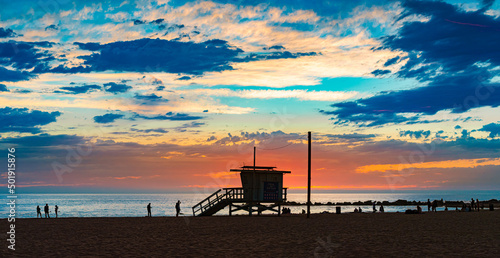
194, 171, 239, 179
288, 185, 420, 190
356, 157, 500, 173
114, 176, 142, 180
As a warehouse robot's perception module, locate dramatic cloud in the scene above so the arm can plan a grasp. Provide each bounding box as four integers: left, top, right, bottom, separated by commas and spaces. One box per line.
134, 112, 203, 121
0, 67, 34, 82
176, 76, 191, 81
0, 134, 84, 147
0, 41, 55, 71
323, 1, 500, 126
0, 27, 17, 38
479, 123, 500, 138
263, 45, 285, 50
0, 84, 8, 92
173, 122, 205, 132
133, 93, 167, 105
130, 128, 169, 133
70, 38, 317, 76
325, 133, 377, 141
383, 0, 500, 80
103, 82, 132, 94
399, 130, 431, 139
0, 107, 61, 134
243, 51, 318, 61
93, 113, 125, 124
133, 19, 145, 25
59, 84, 101, 94
73, 38, 243, 75
371, 69, 391, 76
213, 130, 302, 145
45, 25, 59, 31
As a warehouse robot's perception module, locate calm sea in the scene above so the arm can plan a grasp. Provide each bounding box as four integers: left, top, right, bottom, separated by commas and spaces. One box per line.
2, 191, 499, 218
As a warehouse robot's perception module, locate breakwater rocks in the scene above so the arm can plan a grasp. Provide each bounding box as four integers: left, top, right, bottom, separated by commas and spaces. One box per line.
284, 199, 500, 207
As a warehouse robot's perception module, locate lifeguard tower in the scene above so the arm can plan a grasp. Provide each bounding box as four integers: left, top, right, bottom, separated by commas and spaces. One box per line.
192, 165, 291, 216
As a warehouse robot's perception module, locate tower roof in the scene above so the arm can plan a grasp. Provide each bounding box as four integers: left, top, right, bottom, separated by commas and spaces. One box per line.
229, 165, 291, 173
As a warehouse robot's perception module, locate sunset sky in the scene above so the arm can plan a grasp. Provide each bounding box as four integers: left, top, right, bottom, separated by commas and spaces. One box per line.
1, 0, 500, 193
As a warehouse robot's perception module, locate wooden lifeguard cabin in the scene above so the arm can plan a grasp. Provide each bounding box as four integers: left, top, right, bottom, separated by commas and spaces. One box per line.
192, 165, 291, 216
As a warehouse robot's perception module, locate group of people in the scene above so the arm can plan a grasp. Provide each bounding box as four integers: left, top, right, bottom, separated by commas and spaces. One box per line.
36, 204, 58, 218
281, 207, 292, 214
459, 198, 489, 212
372, 203, 385, 213
426, 199, 439, 212
421, 198, 490, 213
146, 200, 182, 217
353, 204, 385, 213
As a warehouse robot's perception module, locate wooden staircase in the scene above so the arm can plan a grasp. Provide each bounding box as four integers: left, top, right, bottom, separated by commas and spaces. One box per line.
192, 188, 245, 216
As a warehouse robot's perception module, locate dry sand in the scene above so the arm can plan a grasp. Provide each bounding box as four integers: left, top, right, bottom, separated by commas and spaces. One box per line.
2, 211, 499, 257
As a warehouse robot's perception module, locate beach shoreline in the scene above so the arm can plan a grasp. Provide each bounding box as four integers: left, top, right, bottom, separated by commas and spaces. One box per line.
2, 211, 499, 257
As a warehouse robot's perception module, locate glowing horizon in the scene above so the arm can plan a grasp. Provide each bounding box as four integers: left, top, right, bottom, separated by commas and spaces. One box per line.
1, 0, 500, 192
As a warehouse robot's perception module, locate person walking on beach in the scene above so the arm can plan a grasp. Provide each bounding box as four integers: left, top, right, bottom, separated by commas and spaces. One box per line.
37, 205, 42, 218
44, 204, 50, 218
55, 205, 59, 218
432, 200, 437, 212
471, 198, 475, 211
175, 200, 181, 217
427, 199, 431, 212
372, 203, 377, 213
380, 205, 384, 213
147, 203, 152, 217
476, 199, 480, 211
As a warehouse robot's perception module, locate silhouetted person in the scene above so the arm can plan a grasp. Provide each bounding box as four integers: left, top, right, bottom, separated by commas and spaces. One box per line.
432, 200, 437, 212
44, 204, 50, 218
354, 208, 359, 213
476, 199, 479, 211
380, 205, 384, 213
147, 203, 152, 217
175, 200, 181, 217
358, 207, 362, 213
417, 205, 422, 214
427, 199, 431, 212
36, 205, 42, 218
55, 205, 58, 218
372, 203, 377, 213
471, 198, 475, 211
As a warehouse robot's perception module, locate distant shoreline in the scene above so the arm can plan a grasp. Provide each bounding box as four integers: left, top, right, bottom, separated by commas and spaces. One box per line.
285, 198, 500, 207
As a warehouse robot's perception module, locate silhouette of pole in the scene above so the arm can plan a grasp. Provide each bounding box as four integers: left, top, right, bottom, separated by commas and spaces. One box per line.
307, 131, 311, 218
254, 146, 256, 169
251, 146, 256, 215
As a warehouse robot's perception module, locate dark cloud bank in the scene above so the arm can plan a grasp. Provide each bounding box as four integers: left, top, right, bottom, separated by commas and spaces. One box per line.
322, 0, 500, 127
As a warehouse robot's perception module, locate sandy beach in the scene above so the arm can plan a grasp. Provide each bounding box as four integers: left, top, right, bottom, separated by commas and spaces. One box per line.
2, 211, 499, 257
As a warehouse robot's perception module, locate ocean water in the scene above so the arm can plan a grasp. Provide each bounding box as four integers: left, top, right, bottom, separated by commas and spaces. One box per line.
2, 191, 498, 218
